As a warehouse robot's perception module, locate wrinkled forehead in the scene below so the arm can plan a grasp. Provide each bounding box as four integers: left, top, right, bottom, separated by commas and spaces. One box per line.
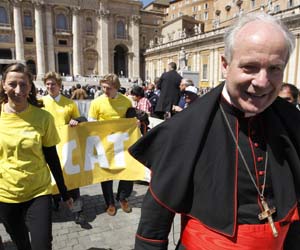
235, 21, 287, 49
232, 21, 288, 62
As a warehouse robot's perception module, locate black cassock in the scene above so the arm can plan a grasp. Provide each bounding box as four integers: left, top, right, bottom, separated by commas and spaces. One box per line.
129, 83, 300, 250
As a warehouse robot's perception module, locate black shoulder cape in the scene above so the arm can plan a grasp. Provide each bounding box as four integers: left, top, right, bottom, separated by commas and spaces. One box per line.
129, 83, 300, 236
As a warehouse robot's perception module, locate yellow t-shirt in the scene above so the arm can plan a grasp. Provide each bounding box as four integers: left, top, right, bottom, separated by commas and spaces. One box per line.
88, 93, 132, 121
0, 104, 60, 203
42, 95, 80, 127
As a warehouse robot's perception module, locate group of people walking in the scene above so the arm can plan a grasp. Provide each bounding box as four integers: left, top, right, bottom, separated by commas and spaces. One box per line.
0, 67, 137, 249
1, 11, 300, 250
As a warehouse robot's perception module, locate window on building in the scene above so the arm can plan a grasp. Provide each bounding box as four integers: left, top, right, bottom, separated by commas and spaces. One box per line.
116, 20, 126, 39
204, 12, 208, 20
172, 13, 176, 19
171, 5, 176, 10
274, 5, 280, 12
192, 6, 197, 12
202, 64, 208, 80
25, 37, 33, 43
287, 0, 293, 8
86, 17, 93, 33
58, 39, 67, 45
56, 13, 68, 31
0, 49, 12, 59
0, 6, 9, 25
204, 3, 208, 9
23, 11, 32, 28
250, 0, 255, 8
179, 12, 183, 16
185, 0, 189, 4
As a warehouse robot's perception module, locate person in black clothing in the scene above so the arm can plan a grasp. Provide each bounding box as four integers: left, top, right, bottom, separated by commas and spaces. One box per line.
154, 62, 182, 119
129, 13, 300, 250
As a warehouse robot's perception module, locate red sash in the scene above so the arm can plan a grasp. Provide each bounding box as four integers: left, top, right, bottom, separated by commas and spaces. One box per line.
181, 208, 299, 250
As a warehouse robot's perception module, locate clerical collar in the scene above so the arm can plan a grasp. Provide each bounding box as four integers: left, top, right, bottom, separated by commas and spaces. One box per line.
50, 94, 61, 102
221, 85, 256, 118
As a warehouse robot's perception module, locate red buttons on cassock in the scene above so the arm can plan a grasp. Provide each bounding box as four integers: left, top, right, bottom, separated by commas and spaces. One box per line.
257, 156, 263, 162
254, 143, 259, 148
259, 171, 265, 176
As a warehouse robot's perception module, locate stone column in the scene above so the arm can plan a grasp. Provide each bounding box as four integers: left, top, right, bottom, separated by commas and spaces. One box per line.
34, 2, 46, 79
11, 48, 15, 60
127, 52, 133, 79
130, 15, 140, 80
209, 49, 214, 87
97, 8, 110, 76
72, 7, 82, 76
45, 5, 55, 72
55, 52, 58, 72
69, 52, 73, 76
12, 0, 24, 61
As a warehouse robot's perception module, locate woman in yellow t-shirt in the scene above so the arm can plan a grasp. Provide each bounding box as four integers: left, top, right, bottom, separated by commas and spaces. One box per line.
88, 73, 133, 216
0, 63, 73, 250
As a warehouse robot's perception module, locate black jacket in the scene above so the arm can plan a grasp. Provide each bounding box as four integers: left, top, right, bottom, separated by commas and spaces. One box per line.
155, 70, 182, 113
130, 83, 300, 237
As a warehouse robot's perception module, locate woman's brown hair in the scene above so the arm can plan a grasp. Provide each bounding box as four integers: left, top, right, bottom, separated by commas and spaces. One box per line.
0, 63, 43, 108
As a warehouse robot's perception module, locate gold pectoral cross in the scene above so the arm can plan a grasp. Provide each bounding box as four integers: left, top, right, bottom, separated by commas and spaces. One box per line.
258, 199, 278, 237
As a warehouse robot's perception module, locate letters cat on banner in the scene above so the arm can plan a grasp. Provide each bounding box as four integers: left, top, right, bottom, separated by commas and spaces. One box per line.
51, 118, 150, 194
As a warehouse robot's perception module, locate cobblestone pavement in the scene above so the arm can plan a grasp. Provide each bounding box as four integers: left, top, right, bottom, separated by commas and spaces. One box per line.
0, 182, 180, 250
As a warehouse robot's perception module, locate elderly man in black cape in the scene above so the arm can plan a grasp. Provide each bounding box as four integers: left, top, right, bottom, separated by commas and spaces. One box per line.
129, 12, 300, 250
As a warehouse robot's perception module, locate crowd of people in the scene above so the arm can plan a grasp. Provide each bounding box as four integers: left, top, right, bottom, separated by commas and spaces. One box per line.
1, 11, 300, 250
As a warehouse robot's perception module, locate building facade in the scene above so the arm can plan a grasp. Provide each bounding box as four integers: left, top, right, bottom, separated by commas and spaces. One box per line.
0, 0, 142, 80
144, 0, 300, 88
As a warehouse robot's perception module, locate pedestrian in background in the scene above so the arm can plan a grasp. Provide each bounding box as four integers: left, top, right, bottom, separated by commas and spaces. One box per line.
177, 78, 194, 109
0, 63, 73, 250
88, 73, 134, 216
71, 83, 88, 100
154, 62, 182, 119
278, 83, 299, 106
131, 85, 152, 115
42, 71, 86, 224
172, 85, 198, 113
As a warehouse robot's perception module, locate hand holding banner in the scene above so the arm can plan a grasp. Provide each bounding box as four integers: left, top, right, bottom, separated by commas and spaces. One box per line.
52, 118, 150, 193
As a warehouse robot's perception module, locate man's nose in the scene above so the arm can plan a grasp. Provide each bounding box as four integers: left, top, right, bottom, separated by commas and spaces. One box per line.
252, 69, 269, 87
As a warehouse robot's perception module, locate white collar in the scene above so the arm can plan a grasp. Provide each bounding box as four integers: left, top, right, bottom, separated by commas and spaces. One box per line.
222, 84, 256, 118
49, 94, 61, 102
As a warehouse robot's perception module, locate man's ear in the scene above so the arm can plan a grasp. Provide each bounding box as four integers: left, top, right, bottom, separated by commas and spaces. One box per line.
221, 56, 229, 79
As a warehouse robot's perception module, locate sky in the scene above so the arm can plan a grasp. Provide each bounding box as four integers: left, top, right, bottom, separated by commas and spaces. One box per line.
142, 0, 153, 7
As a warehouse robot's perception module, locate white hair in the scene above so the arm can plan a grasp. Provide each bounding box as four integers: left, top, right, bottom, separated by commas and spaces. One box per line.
224, 12, 295, 64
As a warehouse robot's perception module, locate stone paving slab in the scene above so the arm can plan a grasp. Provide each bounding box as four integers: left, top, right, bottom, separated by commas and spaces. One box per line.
0, 182, 180, 250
